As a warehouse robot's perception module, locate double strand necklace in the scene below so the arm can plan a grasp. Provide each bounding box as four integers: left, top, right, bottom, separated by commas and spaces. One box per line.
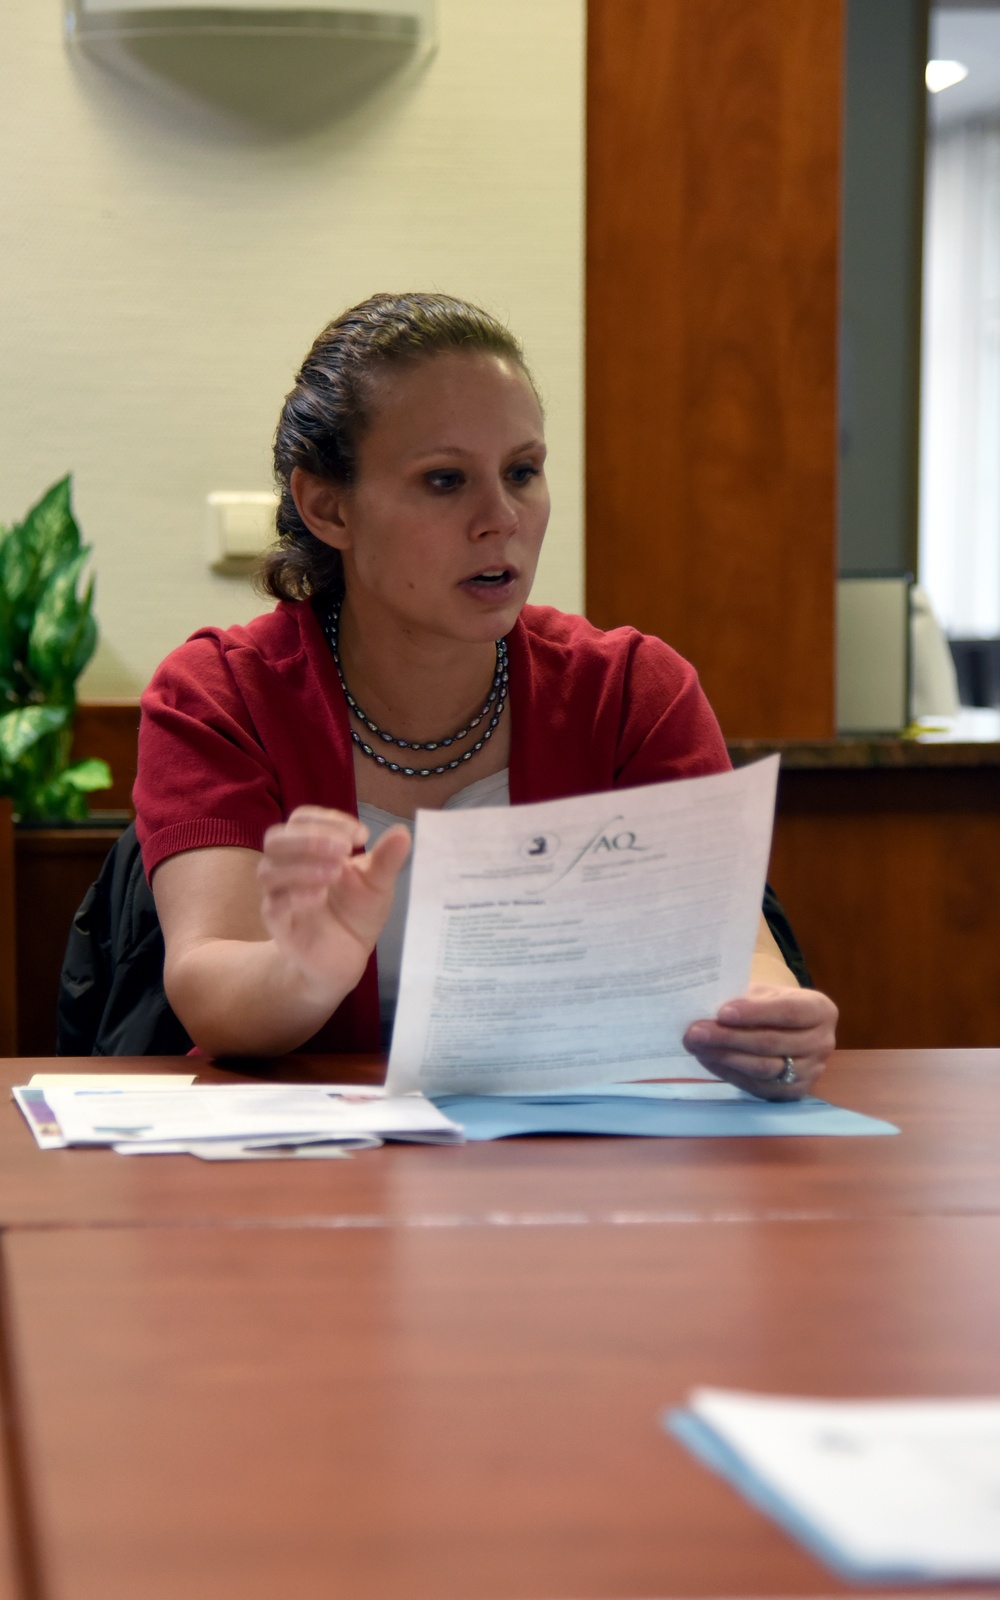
322, 596, 509, 778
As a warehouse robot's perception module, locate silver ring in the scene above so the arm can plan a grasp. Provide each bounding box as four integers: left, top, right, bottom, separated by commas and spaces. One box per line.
775, 1056, 797, 1085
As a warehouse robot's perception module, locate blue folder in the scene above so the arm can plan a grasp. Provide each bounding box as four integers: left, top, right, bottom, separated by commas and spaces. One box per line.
431, 1082, 898, 1141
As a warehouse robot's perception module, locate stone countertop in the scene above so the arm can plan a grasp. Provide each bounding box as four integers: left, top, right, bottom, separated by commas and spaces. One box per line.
727, 709, 1000, 769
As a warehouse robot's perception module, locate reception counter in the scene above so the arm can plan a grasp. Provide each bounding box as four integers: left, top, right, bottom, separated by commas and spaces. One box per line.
730, 713, 1000, 1047
5, 709, 1000, 1055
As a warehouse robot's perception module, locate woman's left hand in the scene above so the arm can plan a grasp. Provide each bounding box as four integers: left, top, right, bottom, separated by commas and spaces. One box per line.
682, 985, 838, 1100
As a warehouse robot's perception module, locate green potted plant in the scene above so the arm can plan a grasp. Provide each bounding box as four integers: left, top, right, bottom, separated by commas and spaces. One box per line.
0, 477, 112, 822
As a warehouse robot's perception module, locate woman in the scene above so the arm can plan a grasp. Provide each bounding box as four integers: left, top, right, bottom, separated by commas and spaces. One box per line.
135, 292, 837, 1095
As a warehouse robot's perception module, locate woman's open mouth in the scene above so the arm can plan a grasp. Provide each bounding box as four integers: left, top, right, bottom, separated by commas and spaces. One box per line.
460, 567, 518, 601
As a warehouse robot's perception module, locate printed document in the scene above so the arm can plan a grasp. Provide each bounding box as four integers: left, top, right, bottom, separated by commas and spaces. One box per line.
15, 1082, 463, 1152
668, 1388, 1000, 1581
387, 757, 778, 1095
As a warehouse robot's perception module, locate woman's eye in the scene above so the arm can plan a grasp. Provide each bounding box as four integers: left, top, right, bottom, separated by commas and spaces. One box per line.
508, 462, 540, 485
425, 470, 464, 493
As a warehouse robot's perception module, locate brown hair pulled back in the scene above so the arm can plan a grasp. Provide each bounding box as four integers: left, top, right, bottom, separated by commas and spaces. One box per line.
260, 291, 535, 603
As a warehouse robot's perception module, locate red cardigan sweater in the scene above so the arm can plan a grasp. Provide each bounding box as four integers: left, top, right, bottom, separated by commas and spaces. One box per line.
135, 600, 730, 1052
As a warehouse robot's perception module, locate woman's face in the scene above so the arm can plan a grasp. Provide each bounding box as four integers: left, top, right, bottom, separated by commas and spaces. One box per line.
318, 349, 549, 644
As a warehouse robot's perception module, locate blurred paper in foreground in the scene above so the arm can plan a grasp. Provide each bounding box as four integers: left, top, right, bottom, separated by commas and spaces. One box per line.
668, 1388, 1000, 1581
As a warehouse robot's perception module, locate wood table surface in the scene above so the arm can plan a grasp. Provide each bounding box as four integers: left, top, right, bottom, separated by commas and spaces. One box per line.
0, 1291, 25, 1600
1, 1050, 999, 1228
1, 1048, 999, 1599
5, 1215, 1000, 1600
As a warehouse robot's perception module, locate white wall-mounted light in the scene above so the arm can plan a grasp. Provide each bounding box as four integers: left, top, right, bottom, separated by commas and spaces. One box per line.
65, 0, 435, 44
926, 59, 969, 94
64, 0, 436, 125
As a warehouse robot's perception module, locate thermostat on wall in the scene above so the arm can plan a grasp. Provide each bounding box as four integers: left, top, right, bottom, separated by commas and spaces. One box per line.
65, 0, 435, 41
207, 492, 277, 576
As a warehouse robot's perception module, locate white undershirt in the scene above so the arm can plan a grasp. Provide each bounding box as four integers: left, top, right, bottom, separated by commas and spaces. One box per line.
358, 767, 511, 1044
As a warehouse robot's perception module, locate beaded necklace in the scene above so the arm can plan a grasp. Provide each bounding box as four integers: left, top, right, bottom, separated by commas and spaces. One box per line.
321, 596, 509, 779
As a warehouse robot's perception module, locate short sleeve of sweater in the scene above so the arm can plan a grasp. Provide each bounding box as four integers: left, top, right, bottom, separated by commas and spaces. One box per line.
508, 608, 730, 799
613, 627, 731, 787
135, 632, 285, 879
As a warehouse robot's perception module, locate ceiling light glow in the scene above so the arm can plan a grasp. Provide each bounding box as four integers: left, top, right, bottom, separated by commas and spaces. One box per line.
926, 59, 970, 94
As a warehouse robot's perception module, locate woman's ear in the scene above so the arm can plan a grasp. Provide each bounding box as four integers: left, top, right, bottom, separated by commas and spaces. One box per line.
290, 467, 352, 552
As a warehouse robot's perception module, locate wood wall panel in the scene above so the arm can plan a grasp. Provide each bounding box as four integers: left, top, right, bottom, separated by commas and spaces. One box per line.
587, 0, 842, 738
0, 801, 15, 1058
2, 701, 138, 1056
14, 829, 123, 1057
769, 767, 1000, 1048
13, 707, 995, 1056
72, 701, 140, 813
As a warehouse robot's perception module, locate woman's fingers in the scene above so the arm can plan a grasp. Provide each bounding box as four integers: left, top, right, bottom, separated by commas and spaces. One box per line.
683, 984, 838, 1101
258, 813, 411, 983
259, 807, 369, 899
360, 825, 412, 894
263, 807, 367, 859
683, 1047, 824, 1100
688, 985, 838, 1055
258, 858, 345, 892
707, 1060, 820, 1101
689, 1051, 824, 1099
716, 985, 838, 1034
314, 826, 411, 945
684, 1020, 832, 1064
284, 805, 369, 835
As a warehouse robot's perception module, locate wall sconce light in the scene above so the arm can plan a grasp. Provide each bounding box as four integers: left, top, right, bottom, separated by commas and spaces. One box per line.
64, 0, 437, 126
65, 0, 435, 45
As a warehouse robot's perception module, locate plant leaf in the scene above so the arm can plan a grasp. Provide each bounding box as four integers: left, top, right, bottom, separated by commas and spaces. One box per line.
20, 774, 90, 823
0, 477, 79, 625
20, 476, 81, 592
60, 758, 112, 793
0, 704, 69, 768
0, 477, 103, 822
0, 524, 37, 673
27, 550, 98, 696
0, 583, 16, 699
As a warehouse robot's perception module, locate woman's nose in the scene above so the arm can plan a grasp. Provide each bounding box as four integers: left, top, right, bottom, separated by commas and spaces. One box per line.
470, 479, 518, 537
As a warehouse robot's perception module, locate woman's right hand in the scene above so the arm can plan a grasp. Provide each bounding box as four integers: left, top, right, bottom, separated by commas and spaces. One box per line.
257, 806, 411, 998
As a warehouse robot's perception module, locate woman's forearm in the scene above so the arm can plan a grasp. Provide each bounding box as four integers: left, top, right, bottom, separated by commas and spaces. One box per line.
749, 947, 800, 989
164, 935, 363, 1057
152, 824, 410, 1057
750, 914, 800, 990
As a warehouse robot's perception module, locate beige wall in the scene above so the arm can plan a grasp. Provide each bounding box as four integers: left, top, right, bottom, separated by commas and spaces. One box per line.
0, 2, 583, 695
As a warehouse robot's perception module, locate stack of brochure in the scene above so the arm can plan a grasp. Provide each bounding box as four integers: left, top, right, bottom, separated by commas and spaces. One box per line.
667, 1388, 1000, 1581
14, 1074, 899, 1153
14, 1076, 463, 1160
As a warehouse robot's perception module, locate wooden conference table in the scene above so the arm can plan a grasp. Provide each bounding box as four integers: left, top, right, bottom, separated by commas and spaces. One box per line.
0, 1048, 999, 1600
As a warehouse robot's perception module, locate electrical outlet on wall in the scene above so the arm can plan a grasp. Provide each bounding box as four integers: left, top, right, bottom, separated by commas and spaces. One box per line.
207, 492, 278, 575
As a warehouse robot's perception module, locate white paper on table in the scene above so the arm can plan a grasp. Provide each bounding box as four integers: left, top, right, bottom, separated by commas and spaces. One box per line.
386, 757, 779, 1095
669, 1388, 1000, 1580
38, 1083, 463, 1147
14, 1075, 200, 1149
28, 1073, 197, 1088
112, 1137, 373, 1160
12, 1086, 72, 1149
